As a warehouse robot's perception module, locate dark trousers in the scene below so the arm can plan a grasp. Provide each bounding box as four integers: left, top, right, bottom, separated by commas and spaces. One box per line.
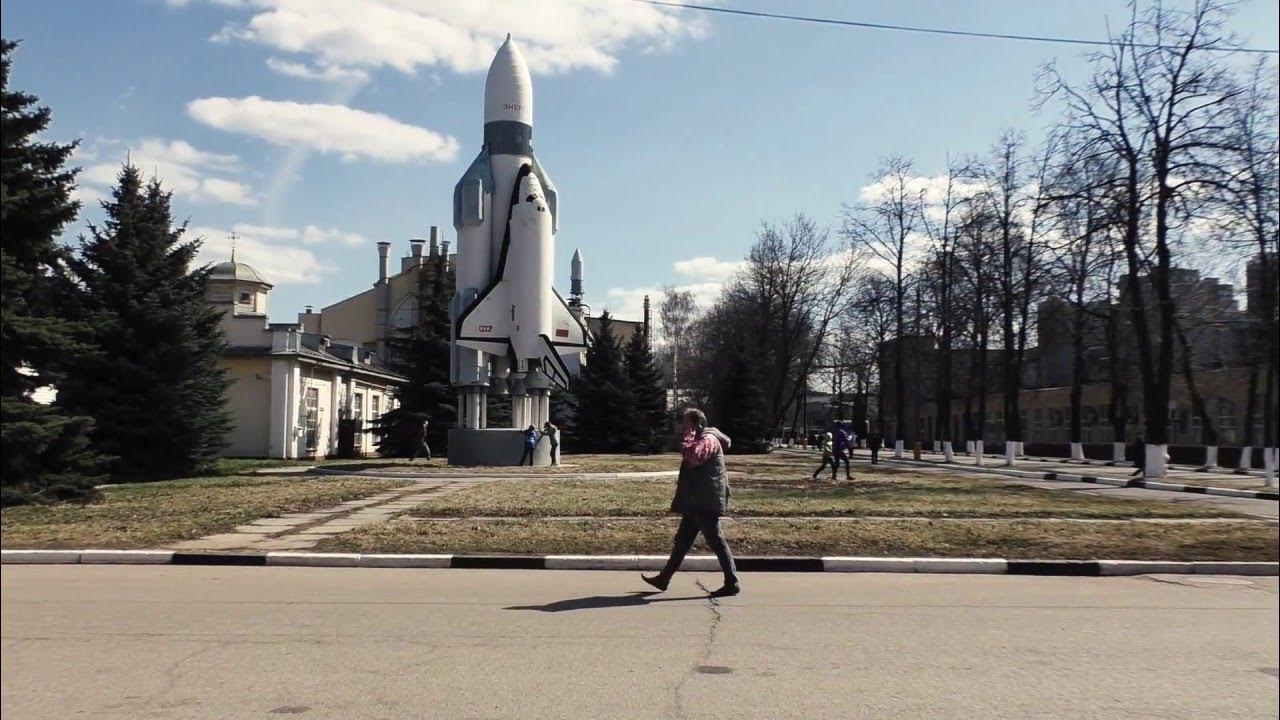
520, 446, 535, 465
411, 440, 431, 461
661, 512, 738, 585
549, 442, 559, 465
870, 448, 880, 464
835, 450, 852, 478
813, 455, 836, 479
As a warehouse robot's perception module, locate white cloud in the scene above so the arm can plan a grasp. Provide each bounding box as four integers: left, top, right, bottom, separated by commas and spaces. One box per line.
672, 256, 743, 283
301, 224, 366, 247
265, 56, 370, 83
192, 224, 337, 285
187, 96, 460, 164
599, 252, 737, 331
199, 0, 707, 77
79, 138, 256, 206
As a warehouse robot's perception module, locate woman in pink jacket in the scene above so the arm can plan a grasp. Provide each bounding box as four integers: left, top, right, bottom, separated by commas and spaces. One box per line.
643, 408, 739, 597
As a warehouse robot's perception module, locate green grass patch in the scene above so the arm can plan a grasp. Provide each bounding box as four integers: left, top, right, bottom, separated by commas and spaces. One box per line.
320, 516, 1278, 561
1, 475, 400, 549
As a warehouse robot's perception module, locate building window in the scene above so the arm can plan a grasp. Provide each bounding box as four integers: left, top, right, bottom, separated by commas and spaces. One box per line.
353, 392, 364, 427
371, 395, 380, 421
303, 387, 319, 453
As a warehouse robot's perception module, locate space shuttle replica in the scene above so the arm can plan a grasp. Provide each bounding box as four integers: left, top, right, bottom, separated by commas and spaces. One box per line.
450, 35, 589, 432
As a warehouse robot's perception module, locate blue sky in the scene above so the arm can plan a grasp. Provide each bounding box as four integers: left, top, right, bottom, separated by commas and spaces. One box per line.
4, 0, 1277, 324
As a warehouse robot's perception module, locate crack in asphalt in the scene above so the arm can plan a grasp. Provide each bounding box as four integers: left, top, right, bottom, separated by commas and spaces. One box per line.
671, 579, 725, 720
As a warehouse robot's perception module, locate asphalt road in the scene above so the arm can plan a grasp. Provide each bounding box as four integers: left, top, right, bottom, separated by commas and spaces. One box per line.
2, 566, 1277, 719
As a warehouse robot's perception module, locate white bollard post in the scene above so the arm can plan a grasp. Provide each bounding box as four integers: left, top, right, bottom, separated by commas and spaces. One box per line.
943, 441, 954, 462
965, 440, 975, 455
1015, 440, 1026, 459
1199, 446, 1217, 472
932, 440, 942, 454
1005, 443, 1015, 466
1070, 442, 1085, 462
1264, 448, 1278, 488
893, 440, 904, 459
1237, 446, 1253, 474
1111, 442, 1126, 465
974, 440, 984, 466
1145, 444, 1169, 479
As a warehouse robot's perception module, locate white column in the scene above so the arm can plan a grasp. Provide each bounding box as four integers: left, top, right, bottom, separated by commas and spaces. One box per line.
268, 357, 291, 459
965, 440, 974, 455
1144, 444, 1169, 479
974, 440, 984, 465
1237, 446, 1253, 473
330, 373, 344, 457
1263, 448, 1278, 488
942, 441, 954, 462
1005, 443, 1016, 466
932, 440, 941, 453
893, 440, 904, 459
1112, 442, 1126, 465
1070, 442, 1084, 461
1200, 446, 1217, 471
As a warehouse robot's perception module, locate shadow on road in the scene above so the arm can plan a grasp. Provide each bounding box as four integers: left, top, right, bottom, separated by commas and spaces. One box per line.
505, 592, 706, 612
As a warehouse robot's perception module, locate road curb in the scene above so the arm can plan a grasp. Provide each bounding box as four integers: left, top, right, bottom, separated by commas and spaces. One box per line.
3, 550, 1274, 575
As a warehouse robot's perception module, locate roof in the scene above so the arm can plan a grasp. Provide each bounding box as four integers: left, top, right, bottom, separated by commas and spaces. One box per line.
210, 261, 273, 288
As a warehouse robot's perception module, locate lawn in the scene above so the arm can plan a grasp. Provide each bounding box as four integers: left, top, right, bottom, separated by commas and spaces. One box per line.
313, 453, 678, 475
319, 516, 1279, 561
1, 475, 400, 549
405, 468, 1239, 520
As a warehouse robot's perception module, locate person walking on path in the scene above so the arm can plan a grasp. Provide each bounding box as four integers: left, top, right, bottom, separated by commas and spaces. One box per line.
812, 431, 837, 481
542, 421, 560, 466
1130, 435, 1146, 478
520, 425, 542, 466
834, 423, 854, 481
867, 431, 882, 465
409, 419, 431, 462
643, 408, 740, 598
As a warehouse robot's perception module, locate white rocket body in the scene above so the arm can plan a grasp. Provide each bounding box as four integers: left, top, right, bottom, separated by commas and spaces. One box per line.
450, 36, 588, 429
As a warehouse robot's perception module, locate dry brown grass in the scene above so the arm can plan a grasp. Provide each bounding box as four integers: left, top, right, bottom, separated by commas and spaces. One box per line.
319, 516, 1278, 561
1, 476, 400, 549
316, 453, 678, 476
407, 469, 1238, 520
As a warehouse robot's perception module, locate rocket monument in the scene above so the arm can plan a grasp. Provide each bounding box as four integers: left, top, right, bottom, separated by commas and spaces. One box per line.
450, 35, 589, 438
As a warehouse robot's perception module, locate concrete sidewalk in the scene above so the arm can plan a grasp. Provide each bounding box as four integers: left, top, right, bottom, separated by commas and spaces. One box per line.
3, 565, 1276, 719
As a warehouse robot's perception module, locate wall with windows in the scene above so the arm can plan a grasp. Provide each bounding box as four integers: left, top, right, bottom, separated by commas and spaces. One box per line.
908, 366, 1262, 447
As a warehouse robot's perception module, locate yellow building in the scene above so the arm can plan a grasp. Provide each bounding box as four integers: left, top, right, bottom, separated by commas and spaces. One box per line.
208, 259, 404, 459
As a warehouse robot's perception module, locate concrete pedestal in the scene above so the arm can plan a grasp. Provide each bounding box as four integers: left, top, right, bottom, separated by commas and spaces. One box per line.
448, 428, 553, 467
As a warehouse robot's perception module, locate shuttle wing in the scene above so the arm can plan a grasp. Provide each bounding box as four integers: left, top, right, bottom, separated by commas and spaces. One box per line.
455, 283, 511, 356
549, 288, 589, 354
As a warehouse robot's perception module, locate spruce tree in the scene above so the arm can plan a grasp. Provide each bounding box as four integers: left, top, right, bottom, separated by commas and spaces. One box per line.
0, 39, 106, 504
574, 311, 634, 452
548, 385, 578, 449
57, 165, 231, 479
375, 252, 457, 456
713, 343, 770, 453
624, 330, 667, 452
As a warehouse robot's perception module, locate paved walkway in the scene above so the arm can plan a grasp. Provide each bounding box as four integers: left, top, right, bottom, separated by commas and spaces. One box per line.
3, 565, 1276, 719
169, 479, 494, 552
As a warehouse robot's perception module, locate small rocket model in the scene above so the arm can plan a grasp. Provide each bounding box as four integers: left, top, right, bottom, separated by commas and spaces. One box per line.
450, 35, 589, 430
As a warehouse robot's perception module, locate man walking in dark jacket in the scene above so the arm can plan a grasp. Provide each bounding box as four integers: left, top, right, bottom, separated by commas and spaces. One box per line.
643, 409, 739, 598
834, 422, 854, 480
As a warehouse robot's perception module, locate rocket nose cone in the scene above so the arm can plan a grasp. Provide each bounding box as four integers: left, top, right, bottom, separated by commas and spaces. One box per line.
571, 248, 583, 264
485, 35, 533, 127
